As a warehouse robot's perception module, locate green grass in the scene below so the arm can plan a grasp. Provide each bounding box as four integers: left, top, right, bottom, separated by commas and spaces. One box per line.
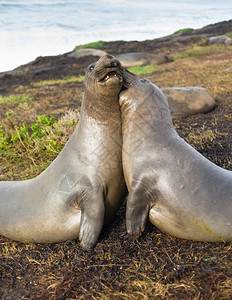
226, 32, 232, 38
173, 44, 228, 60
128, 65, 158, 75
0, 111, 78, 178
173, 46, 212, 60
1, 114, 60, 150
32, 75, 85, 87
74, 40, 105, 50
0, 93, 31, 104
173, 28, 194, 34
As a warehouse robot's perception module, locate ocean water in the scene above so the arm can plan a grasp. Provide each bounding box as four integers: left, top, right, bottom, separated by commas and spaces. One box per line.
0, 0, 232, 72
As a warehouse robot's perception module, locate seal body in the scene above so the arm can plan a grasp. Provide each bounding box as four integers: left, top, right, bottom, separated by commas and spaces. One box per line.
209, 35, 232, 45
120, 70, 232, 242
0, 55, 126, 249
116, 52, 172, 68
67, 48, 107, 59
161, 87, 215, 118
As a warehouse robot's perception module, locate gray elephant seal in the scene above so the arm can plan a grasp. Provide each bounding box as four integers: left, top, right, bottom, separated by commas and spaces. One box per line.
116, 52, 173, 68
209, 35, 232, 45
161, 87, 215, 118
120, 69, 232, 242
0, 55, 126, 249
68, 48, 107, 59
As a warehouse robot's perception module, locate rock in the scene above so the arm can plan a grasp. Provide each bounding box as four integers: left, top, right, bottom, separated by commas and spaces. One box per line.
31, 66, 56, 74
225, 38, 232, 46
209, 35, 232, 45
194, 20, 232, 36
67, 48, 107, 59
224, 66, 232, 71
161, 87, 215, 118
115, 52, 173, 67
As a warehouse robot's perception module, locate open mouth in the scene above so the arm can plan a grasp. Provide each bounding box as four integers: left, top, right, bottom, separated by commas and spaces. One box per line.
100, 71, 119, 82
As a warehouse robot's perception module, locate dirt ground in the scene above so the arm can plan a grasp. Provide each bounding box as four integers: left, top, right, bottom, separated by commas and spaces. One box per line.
1, 20, 232, 299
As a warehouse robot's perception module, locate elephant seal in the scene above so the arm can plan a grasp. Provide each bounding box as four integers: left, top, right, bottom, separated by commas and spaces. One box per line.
209, 35, 232, 45
67, 48, 107, 59
116, 52, 173, 68
0, 55, 126, 250
120, 69, 232, 242
161, 87, 215, 118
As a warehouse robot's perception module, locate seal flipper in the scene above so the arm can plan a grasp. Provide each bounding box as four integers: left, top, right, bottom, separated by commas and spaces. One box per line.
126, 182, 150, 238
79, 188, 105, 250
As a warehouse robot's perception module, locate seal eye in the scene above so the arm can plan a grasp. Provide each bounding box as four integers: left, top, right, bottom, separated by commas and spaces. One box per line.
88, 64, 95, 71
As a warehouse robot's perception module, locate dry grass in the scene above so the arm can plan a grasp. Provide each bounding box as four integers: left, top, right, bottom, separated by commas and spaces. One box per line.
147, 45, 232, 97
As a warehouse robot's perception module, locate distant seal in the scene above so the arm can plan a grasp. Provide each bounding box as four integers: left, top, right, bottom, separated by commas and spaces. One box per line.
161, 87, 215, 118
0, 55, 126, 249
67, 48, 107, 59
116, 52, 173, 68
120, 69, 232, 242
209, 35, 232, 45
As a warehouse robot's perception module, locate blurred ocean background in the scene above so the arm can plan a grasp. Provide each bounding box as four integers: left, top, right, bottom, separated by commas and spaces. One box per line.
0, 0, 232, 72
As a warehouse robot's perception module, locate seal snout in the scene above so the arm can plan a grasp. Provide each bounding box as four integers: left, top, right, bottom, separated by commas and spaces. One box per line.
95, 55, 122, 85
111, 59, 121, 68
105, 57, 121, 70
105, 54, 120, 64
99, 54, 121, 69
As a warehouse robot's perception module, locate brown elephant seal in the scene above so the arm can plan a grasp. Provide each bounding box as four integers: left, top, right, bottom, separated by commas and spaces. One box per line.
0, 55, 126, 250
119, 69, 232, 242
115, 52, 173, 68
161, 87, 215, 118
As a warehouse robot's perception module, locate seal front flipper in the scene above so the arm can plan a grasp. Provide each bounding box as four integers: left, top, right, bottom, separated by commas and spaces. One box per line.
126, 180, 150, 238
79, 188, 105, 250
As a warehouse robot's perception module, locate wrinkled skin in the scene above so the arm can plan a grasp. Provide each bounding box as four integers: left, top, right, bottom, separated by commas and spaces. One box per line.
120, 69, 232, 242
0, 55, 126, 250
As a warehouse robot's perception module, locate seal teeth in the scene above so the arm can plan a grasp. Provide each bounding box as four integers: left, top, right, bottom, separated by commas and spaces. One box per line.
101, 71, 118, 82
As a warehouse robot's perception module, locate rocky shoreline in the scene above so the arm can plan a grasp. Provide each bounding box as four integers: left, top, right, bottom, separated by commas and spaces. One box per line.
1, 19, 232, 79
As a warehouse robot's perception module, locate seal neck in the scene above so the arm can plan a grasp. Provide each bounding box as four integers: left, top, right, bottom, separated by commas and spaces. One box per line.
120, 82, 176, 139
81, 90, 121, 124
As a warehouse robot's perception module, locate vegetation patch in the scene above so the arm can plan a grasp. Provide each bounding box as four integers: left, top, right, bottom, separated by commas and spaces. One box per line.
32, 75, 85, 87
0, 110, 78, 179
172, 44, 232, 60
173, 45, 213, 60
173, 28, 194, 34
185, 124, 228, 149
151, 49, 232, 97
0, 93, 31, 104
128, 64, 158, 75
74, 40, 105, 50
226, 32, 232, 38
